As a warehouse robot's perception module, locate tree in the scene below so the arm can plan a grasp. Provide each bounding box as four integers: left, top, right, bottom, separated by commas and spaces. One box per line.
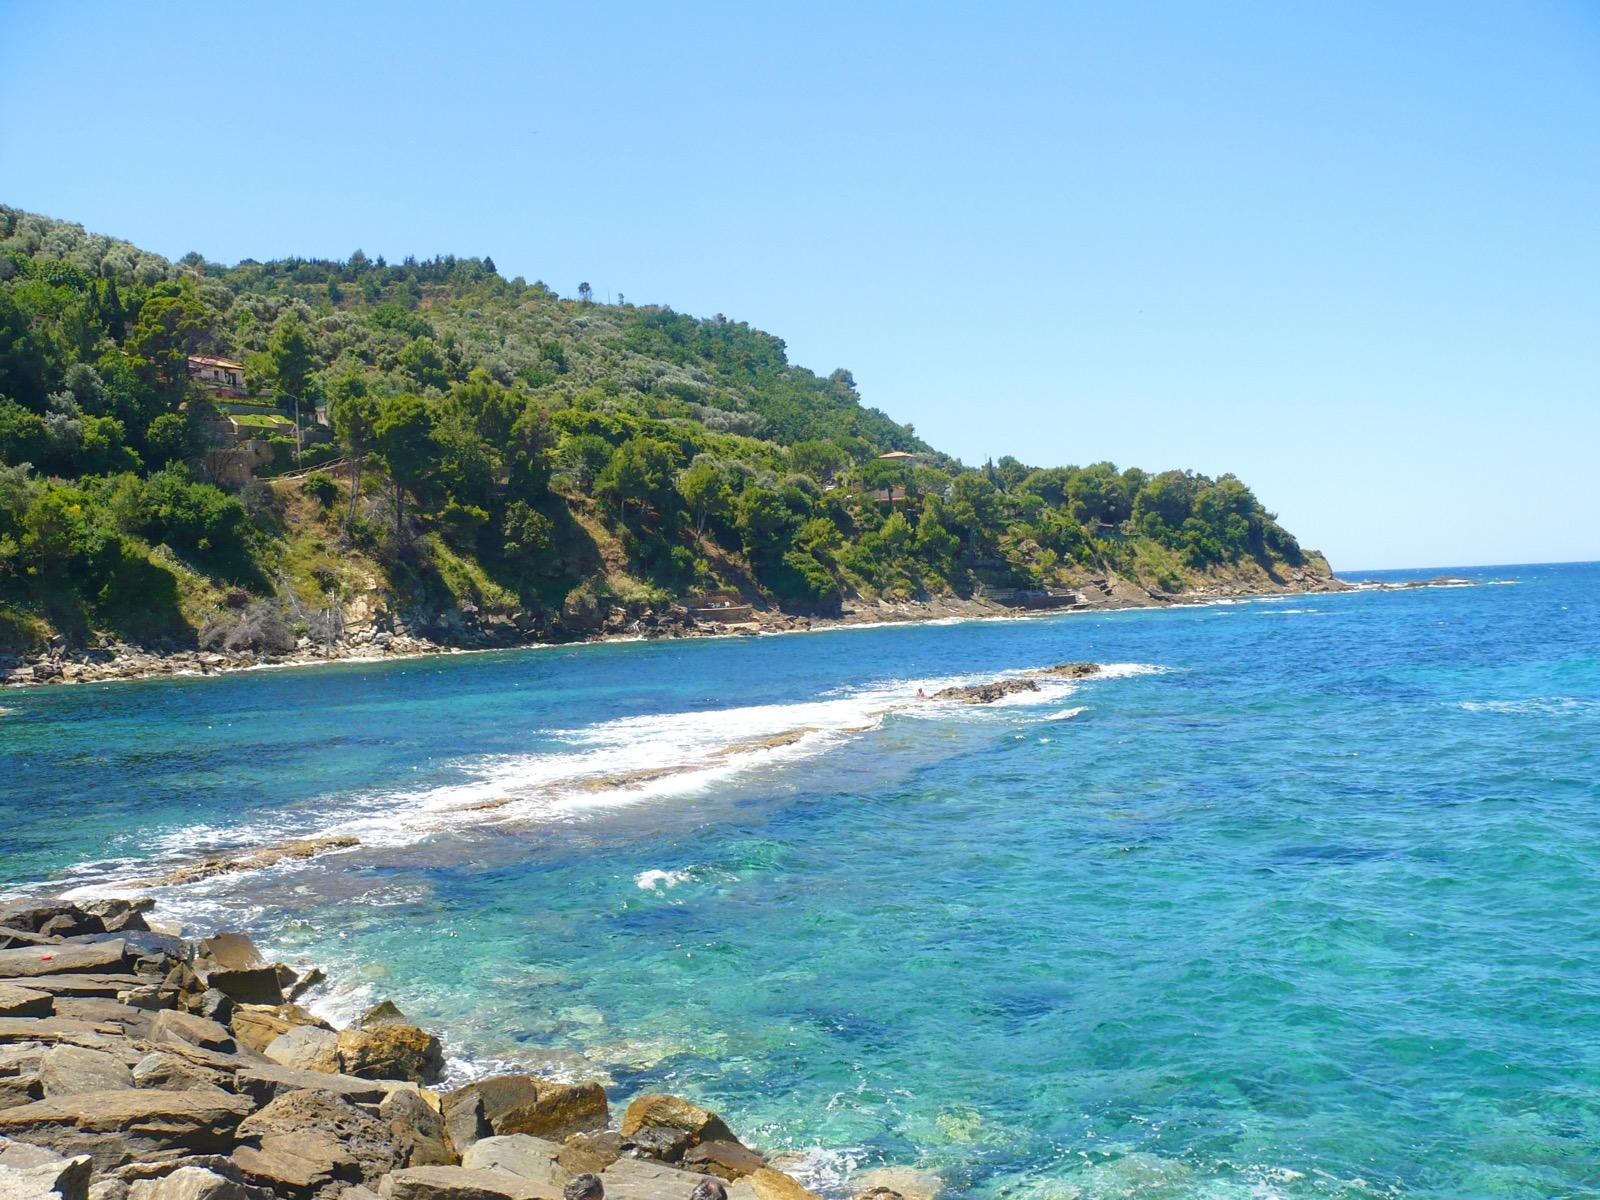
677, 459, 731, 536
328, 375, 377, 536
594, 436, 677, 524
577, 282, 593, 303
267, 314, 315, 406
371, 394, 436, 539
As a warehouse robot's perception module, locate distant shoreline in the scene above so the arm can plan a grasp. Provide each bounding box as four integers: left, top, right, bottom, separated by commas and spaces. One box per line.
0, 578, 1362, 691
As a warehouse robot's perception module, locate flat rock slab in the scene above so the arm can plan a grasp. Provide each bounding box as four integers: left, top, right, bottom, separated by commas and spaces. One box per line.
379, 1166, 557, 1200
234, 1063, 393, 1106
37, 1045, 135, 1096
152, 1011, 236, 1054
459, 1135, 566, 1191
0, 1018, 122, 1048
0, 1087, 253, 1170
2, 975, 147, 998
0, 986, 52, 1019
0, 942, 127, 980
600, 1158, 720, 1200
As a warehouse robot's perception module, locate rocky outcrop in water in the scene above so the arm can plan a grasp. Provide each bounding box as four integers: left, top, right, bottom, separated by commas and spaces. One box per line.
930, 661, 1103, 704
0, 898, 840, 1200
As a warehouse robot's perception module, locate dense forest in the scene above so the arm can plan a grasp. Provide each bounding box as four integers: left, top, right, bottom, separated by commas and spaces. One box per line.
0, 205, 1329, 654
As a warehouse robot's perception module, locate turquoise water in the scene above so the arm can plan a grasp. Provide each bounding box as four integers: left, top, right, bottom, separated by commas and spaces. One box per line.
3, 564, 1598, 1198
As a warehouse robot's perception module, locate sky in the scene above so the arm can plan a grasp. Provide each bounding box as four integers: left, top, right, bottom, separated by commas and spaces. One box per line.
2, 1, 1596, 571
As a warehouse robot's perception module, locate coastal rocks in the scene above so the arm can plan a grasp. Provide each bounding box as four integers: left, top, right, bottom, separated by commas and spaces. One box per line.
0, 985, 53, 1019
459, 1136, 565, 1188
725, 1168, 826, 1200
0, 1139, 93, 1200
334, 1024, 444, 1084
232, 1065, 391, 1108
931, 678, 1038, 704
1036, 661, 1100, 679
151, 1012, 236, 1055
441, 1077, 607, 1153
598, 1157, 728, 1200
140, 839, 361, 892
0, 943, 129, 980
125, 1166, 259, 1200
230, 1006, 332, 1056
263, 1027, 341, 1075
379, 1089, 451, 1168
37, 1047, 134, 1097
0, 1089, 254, 1170
850, 1167, 943, 1200
233, 1090, 397, 1193
377, 1165, 553, 1200
619, 1096, 761, 1181
130, 1053, 229, 1095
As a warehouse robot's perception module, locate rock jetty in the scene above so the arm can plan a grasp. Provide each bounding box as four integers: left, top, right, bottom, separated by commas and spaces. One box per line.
0, 897, 910, 1200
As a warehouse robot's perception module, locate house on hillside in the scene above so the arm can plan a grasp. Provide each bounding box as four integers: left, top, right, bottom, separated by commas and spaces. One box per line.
876, 450, 917, 462
187, 355, 248, 398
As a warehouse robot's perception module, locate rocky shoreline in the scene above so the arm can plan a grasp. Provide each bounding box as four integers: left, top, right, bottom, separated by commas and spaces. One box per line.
0, 896, 914, 1200
1, 574, 1350, 690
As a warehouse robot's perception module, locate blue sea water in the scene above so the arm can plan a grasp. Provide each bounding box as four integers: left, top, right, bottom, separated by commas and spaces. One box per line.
3, 563, 1599, 1199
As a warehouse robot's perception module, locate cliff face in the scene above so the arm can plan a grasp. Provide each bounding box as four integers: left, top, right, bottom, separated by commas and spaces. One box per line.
0, 206, 1338, 659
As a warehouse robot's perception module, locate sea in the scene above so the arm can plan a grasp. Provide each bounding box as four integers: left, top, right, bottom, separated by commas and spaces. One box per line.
2, 561, 1597, 1199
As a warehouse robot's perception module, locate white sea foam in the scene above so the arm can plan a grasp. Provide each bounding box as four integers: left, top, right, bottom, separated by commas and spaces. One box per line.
1045, 706, 1087, 721
634, 867, 696, 891
1457, 697, 1599, 717
46, 659, 1164, 903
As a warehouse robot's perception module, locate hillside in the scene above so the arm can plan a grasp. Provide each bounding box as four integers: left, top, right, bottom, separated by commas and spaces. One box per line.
0, 205, 1336, 662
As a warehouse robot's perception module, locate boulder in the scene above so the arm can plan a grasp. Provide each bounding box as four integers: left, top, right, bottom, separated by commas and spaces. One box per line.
235, 1088, 398, 1183
229, 1006, 329, 1056
336, 1025, 443, 1084
151, 1012, 235, 1054
379, 1088, 452, 1168
193, 968, 282, 1009
191, 992, 234, 1027
52, 999, 153, 1036
849, 1168, 941, 1200
0, 943, 127, 980
726, 1169, 825, 1200
116, 985, 175, 1012
0, 1089, 253, 1170
377, 1166, 554, 1200
0, 986, 52, 1020
126, 1166, 254, 1200
264, 1027, 341, 1075
598, 1158, 720, 1200
680, 1142, 764, 1181
357, 1002, 408, 1028
130, 1053, 231, 1095
37, 1047, 134, 1097
0, 1151, 93, 1200
232, 1133, 362, 1196
459, 1135, 566, 1189
619, 1096, 735, 1146
198, 935, 268, 971
558, 1132, 621, 1177
442, 1077, 607, 1154
0, 1072, 43, 1111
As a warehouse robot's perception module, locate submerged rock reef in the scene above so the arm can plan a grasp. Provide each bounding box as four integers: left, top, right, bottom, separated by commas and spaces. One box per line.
0, 898, 905, 1200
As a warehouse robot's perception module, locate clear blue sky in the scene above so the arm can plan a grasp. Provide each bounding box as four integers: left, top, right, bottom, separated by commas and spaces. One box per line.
3, 1, 1596, 570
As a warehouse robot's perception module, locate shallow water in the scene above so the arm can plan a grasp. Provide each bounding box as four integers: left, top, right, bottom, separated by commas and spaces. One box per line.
3, 563, 1598, 1199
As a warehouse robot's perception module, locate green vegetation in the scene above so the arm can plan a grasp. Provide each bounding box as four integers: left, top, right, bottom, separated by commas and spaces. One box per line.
0, 205, 1326, 652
